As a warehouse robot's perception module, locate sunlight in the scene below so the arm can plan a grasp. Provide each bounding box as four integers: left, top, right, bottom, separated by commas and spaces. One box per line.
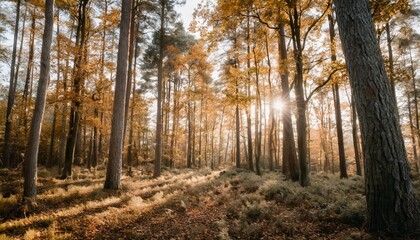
272, 98, 284, 112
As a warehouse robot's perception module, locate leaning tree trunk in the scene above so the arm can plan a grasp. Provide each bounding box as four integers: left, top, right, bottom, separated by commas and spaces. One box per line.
104, 0, 132, 190
23, 0, 54, 199
335, 0, 420, 234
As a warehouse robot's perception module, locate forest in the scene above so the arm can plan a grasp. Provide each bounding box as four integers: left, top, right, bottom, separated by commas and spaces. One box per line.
0, 0, 420, 239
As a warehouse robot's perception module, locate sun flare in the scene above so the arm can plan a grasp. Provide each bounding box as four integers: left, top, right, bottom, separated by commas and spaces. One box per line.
272, 98, 284, 112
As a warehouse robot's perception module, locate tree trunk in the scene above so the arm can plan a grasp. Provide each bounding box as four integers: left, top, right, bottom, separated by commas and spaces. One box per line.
23, 0, 54, 198
265, 31, 275, 172
407, 92, 419, 173
245, 14, 254, 172
23, 9, 36, 138
385, 22, 397, 104
254, 45, 262, 176
104, 0, 132, 190
61, 0, 89, 179
409, 50, 420, 173
278, 23, 299, 181
3, 0, 21, 169
335, 0, 420, 234
328, 13, 347, 178
154, 0, 165, 178
235, 104, 241, 168
289, 4, 309, 187
351, 97, 362, 176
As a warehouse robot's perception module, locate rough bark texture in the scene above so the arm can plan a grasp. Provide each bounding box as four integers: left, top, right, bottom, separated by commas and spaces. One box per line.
62, 0, 89, 179
154, 0, 165, 178
328, 14, 347, 179
335, 0, 420, 234
278, 23, 299, 181
23, 0, 54, 198
104, 0, 132, 190
3, 0, 21, 169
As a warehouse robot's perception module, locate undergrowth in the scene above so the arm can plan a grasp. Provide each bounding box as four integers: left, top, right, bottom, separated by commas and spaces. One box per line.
0, 166, 419, 239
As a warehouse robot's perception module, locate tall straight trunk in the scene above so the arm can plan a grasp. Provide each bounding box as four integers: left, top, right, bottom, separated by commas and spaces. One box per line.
218, 108, 225, 167
332, 83, 348, 178
329, 14, 347, 178
124, 0, 137, 171
245, 14, 254, 172
409, 51, 420, 172
187, 71, 193, 168
62, 0, 89, 179
328, 102, 335, 174
407, 92, 419, 173
154, 0, 165, 177
95, 0, 108, 169
235, 104, 241, 168
58, 14, 72, 174
187, 100, 193, 168
192, 103, 196, 166
289, 4, 309, 187
385, 22, 397, 104
47, 10, 62, 168
170, 76, 179, 168
104, 0, 132, 190
351, 97, 362, 176
23, 0, 54, 198
278, 23, 299, 181
127, 32, 139, 172
23, 9, 36, 136
253, 45, 262, 176
3, 0, 21, 168
335, 0, 420, 234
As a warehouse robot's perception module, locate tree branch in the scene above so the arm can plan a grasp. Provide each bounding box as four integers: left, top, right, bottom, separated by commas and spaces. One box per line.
305, 67, 344, 105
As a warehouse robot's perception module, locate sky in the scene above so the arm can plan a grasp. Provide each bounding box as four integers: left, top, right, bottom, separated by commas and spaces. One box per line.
0, 0, 201, 87
176, 0, 200, 32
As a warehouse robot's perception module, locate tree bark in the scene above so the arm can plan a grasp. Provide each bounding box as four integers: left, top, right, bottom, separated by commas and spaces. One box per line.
23, 0, 54, 198
335, 0, 420, 234
278, 23, 299, 181
328, 13, 348, 178
351, 97, 362, 176
3, 0, 21, 169
104, 0, 132, 190
62, 0, 89, 179
407, 92, 419, 173
154, 0, 165, 177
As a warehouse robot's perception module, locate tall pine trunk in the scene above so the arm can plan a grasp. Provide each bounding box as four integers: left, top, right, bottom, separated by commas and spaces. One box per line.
104, 0, 132, 190
335, 0, 420, 234
23, 0, 54, 199
3, 0, 21, 169
154, 0, 165, 177
278, 22, 299, 181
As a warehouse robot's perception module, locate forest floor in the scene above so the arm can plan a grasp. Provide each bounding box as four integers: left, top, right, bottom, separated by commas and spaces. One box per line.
0, 166, 419, 240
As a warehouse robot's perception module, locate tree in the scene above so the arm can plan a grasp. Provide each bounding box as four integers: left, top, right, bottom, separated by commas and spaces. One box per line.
328, 13, 347, 178
104, 0, 132, 190
335, 0, 420, 234
2, 0, 21, 169
61, 0, 90, 179
23, 0, 54, 199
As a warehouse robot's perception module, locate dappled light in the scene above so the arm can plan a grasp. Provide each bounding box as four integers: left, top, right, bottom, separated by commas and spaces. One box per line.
1, 0, 420, 238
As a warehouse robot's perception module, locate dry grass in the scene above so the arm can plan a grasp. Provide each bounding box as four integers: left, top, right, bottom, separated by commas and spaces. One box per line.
0, 166, 419, 239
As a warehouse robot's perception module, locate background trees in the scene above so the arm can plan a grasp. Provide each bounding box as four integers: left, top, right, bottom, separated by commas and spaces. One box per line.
0, 0, 419, 236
